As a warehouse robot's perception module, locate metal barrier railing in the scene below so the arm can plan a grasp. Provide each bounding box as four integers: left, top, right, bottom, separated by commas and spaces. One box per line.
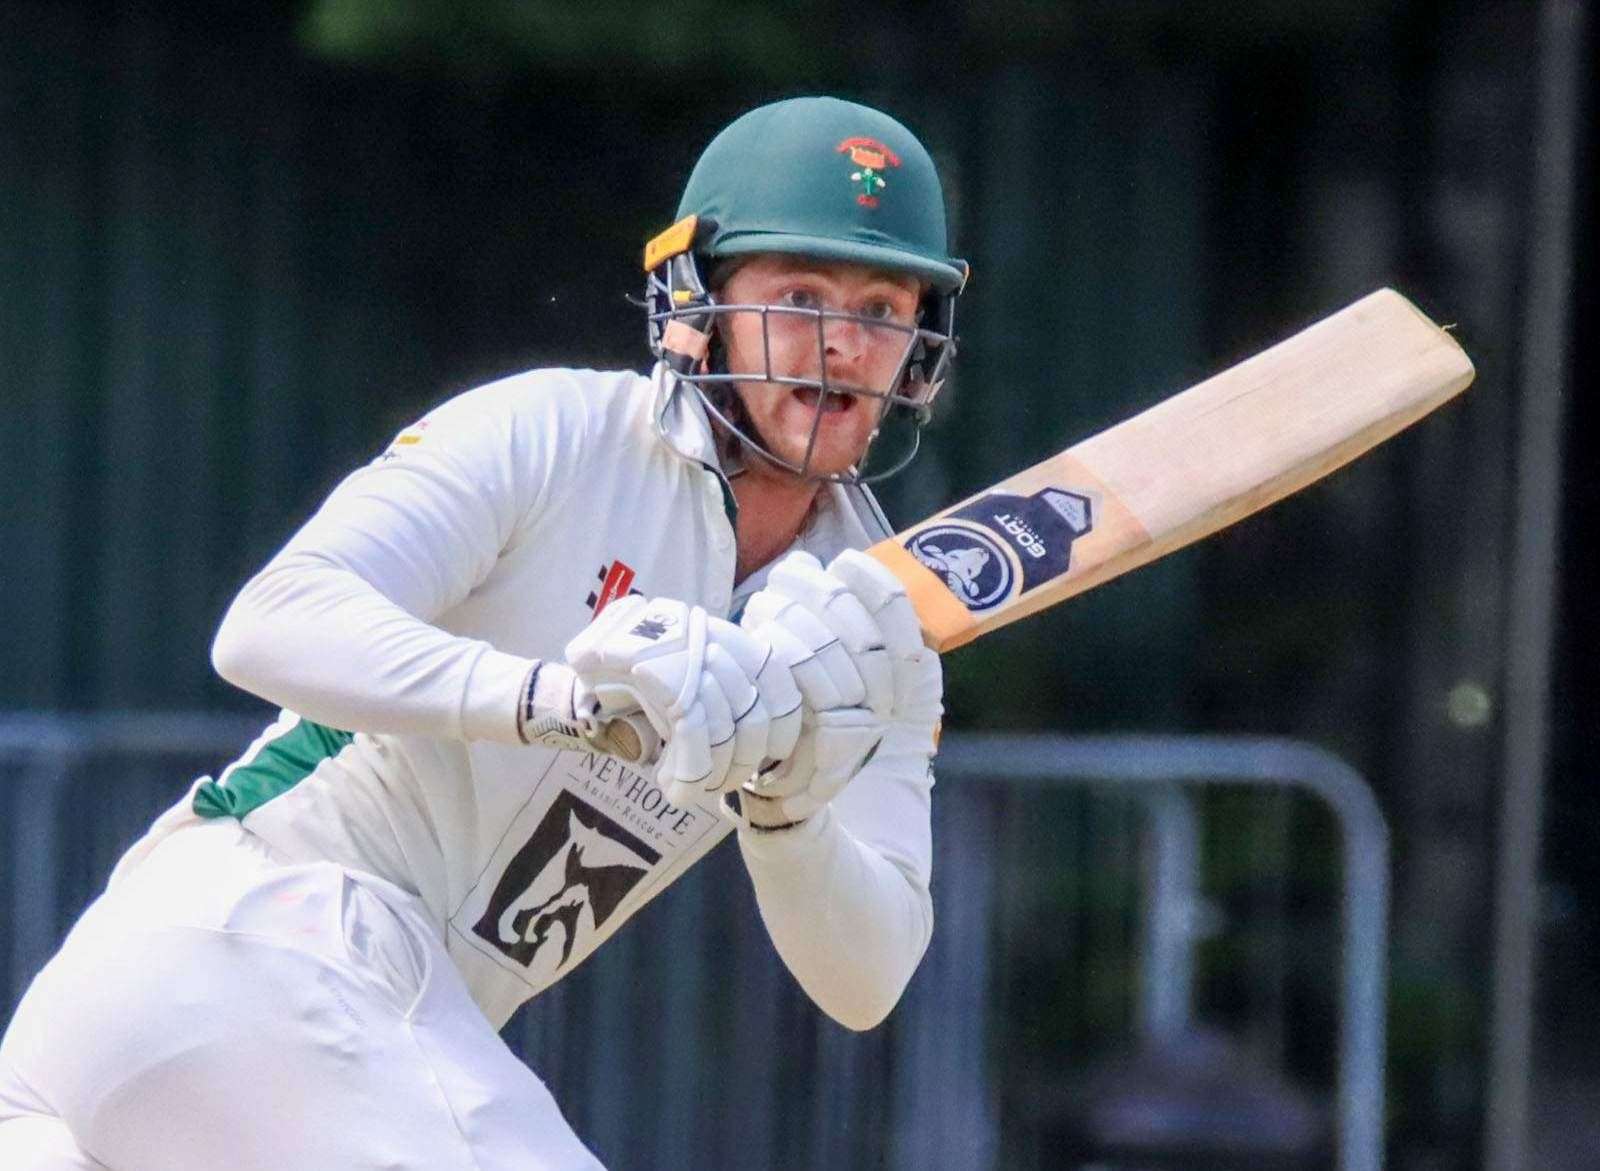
937, 734, 1390, 1171
0, 712, 265, 998
0, 716, 1388, 1171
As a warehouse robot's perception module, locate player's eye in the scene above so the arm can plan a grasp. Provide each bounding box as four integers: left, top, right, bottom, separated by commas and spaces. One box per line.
860, 300, 899, 322
779, 288, 822, 311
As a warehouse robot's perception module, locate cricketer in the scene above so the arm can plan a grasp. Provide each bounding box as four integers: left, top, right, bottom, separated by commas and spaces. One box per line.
0, 96, 963, 1169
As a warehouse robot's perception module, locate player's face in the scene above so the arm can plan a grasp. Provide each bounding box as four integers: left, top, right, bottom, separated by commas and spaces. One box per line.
716, 256, 923, 478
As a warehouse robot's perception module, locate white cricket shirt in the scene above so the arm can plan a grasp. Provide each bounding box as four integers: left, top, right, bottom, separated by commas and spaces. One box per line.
200, 365, 935, 1030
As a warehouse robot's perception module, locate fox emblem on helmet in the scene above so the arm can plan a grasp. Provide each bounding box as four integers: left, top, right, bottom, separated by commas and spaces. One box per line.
641, 96, 969, 484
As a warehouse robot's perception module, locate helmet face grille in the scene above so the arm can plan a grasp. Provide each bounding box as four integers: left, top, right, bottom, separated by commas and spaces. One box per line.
644, 247, 958, 485
642, 97, 965, 484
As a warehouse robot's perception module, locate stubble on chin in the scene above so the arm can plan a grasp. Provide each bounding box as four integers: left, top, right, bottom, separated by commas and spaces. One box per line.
728, 379, 877, 477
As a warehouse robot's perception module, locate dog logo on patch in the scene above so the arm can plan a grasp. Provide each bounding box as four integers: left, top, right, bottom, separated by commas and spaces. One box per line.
837, 136, 901, 209
908, 524, 1014, 611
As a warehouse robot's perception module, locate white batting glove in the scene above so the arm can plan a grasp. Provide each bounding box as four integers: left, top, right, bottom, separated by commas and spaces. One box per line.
729, 547, 921, 825
829, 549, 943, 755
564, 595, 802, 806
730, 549, 943, 828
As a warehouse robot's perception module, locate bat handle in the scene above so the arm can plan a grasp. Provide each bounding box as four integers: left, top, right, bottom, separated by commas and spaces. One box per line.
523, 708, 662, 767
590, 711, 662, 767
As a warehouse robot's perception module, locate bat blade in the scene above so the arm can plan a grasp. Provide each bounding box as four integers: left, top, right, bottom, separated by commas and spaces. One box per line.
870, 287, 1475, 652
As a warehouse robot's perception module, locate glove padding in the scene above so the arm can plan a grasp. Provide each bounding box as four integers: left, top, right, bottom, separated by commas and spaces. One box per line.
565, 595, 801, 806
831, 549, 942, 756
740, 552, 892, 721
516, 658, 662, 763
733, 705, 886, 826
733, 548, 940, 826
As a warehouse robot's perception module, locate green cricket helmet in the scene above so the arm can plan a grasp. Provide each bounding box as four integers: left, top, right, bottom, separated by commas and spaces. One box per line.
643, 95, 968, 483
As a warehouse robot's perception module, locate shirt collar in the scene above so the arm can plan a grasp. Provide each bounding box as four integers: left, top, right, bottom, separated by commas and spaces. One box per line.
650, 362, 722, 470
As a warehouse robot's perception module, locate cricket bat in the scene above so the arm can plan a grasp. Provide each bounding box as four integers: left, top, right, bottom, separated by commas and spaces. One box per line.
594, 287, 1472, 762
866, 287, 1474, 651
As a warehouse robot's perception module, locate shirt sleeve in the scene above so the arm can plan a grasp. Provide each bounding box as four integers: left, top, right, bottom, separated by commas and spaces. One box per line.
210, 373, 590, 744
734, 740, 935, 1031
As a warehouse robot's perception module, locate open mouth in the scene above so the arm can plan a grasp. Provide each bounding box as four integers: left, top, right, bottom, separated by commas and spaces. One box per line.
793, 386, 857, 415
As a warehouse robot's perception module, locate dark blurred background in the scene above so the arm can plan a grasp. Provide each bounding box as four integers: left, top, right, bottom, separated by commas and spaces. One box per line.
0, 2, 1593, 1168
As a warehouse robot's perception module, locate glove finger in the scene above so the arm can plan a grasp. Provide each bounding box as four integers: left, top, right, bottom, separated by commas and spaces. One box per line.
874, 596, 927, 663
704, 617, 799, 761
654, 737, 687, 790
749, 720, 810, 800
851, 645, 895, 724
683, 603, 709, 703
756, 650, 803, 761
703, 643, 758, 723
768, 549, 824, 578
703, 616, 770, 679
629, 649, 699, 722
764, 557, 851, 620
807, 593, 891, 719
765, 602, 866, 708
825, 549, 906, 610
805, 706, 886, 799
704, 645, 767, 774
660, 702, 712, 788
698, 672, 737, 793
738, 589, 791, 635
729, 700, 769, 775
830, 550, 926, 658
811, 601, 893, 720
769, 559, 885, 656
806, 638, 869, 710
751, 619, 845, 712
744, 589, 856, 667
727, 610, 803, 719
765, 564, 891, 718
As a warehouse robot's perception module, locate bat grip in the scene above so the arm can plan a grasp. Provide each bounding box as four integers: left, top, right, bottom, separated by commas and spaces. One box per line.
591, 711, 662, 767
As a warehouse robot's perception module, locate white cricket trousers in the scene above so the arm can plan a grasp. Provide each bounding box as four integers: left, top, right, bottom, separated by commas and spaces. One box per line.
0, 816, 605, 1171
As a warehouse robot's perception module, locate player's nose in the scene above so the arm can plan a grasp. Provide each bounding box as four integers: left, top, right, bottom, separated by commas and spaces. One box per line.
821, 317, 875, 380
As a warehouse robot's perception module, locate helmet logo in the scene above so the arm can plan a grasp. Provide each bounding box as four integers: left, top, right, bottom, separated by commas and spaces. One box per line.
836, 136, 902, 209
